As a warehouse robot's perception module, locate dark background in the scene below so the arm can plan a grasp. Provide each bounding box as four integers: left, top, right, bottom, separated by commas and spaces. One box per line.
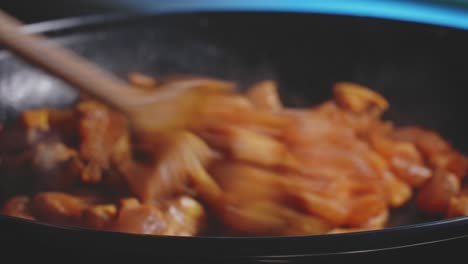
0, 0, 118, 23
2, 0, 468, 24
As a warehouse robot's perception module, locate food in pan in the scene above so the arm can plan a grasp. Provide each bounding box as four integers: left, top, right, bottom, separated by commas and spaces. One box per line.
1, 74, 467, 236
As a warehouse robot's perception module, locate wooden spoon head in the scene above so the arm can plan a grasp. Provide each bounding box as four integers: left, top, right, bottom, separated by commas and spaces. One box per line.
124, 77, 236, 135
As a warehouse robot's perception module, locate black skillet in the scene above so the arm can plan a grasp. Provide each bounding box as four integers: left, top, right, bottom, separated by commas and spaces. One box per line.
1, 7, 468, 264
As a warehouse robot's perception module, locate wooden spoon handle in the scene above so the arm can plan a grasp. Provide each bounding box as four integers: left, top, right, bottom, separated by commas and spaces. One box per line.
0, 9, 141, 111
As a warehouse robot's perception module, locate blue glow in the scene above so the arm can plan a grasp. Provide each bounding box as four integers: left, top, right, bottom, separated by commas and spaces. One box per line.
109, 0, 468, 30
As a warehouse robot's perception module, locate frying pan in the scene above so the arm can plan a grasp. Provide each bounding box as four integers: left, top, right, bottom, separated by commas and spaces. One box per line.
2, 3, 468, 263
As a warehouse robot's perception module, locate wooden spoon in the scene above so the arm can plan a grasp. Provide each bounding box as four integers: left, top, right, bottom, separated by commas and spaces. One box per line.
0, 9, 233, 133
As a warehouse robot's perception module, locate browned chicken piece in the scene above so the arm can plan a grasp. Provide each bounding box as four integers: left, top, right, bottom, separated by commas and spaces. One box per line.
19, 109, 51, 147
195, 91, 290, 132
390, 157, 432, 187
280, 117, 382, 194
328, 209, 389, 233
218, 198, 331, 236
112, 199, 168, 235
119, 197, 140, 209
417, 170, 460, 215
246, 80, 283, 112
119, 131, 218, 203
0, 109, 55, 163
81, 161, 103, 184
278, 111, 381, 191
280, 109, 357, 147
346, 194, 387, 227
281, 175, 353, 226
111, 196, 206, 236
208, 161, 333, 235
31, 192, 89, 225
128, 78, 236, 134
198, 124, 295, 168
46, 109, 78, 139
368, 133, 432, 187
76, 100, 133, 187
21, 108, 80, 145
333, 82, 389, 115
447, 195, 468, 218
82, 204, 117, 230
21, 109, 49, 132
1, 196, 35, 220
381, 171, 412, 208
32, 142, 83, 190
162, 196, 206, 236
290, 191, 350, 226
314, 101, 384, 135
32, 142, 78, 170
364, 150, 412, 208
77, 100, 130, 182
361, 209, 389, 229
393, 127, 468, 180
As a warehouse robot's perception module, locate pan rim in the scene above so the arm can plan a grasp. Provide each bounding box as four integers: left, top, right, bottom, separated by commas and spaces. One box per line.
18, 0, 468, 32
